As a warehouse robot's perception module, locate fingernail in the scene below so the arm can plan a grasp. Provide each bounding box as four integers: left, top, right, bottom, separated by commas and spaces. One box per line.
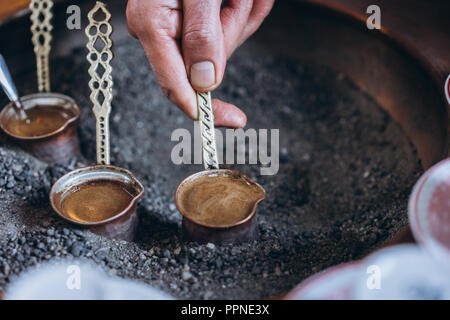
190, 61, 215, 89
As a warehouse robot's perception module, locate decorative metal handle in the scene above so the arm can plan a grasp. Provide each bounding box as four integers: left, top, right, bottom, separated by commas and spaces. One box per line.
197, 91, 219, 170
86, 1, 114, 165
30, 0, 53, 93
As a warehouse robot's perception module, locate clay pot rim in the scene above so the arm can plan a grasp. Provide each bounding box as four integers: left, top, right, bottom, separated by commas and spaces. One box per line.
174, 169, 266, 229
49, 165, 145, 227
283, 261, 361, 300
408, 158, 450, 256
0, 92, 80, 140
445, 74, 450, 106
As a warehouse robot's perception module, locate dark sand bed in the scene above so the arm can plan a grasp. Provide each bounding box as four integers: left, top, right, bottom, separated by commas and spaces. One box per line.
0, 35, 422, 299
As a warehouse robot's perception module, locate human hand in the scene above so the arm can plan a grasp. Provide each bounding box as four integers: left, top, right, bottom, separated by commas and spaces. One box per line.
126, 0, 274, 128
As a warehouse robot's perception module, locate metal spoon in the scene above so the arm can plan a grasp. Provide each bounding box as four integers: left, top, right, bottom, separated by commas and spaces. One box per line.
196, 91, 219, 169
0, 54, 27, 120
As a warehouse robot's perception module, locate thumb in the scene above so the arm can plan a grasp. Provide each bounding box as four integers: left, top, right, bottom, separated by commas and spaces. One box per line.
182, 0, 226, 92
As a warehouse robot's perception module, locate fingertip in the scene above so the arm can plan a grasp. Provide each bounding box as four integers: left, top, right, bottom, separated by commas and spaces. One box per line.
161, 84, 198, 121
212, 99, 247, 128
170, 89, 199, 120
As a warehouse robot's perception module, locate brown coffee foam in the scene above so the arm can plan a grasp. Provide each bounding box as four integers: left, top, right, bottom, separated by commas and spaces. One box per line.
61, 180, 134, 223
177, 172, 265, 227
5, 105, 74, 137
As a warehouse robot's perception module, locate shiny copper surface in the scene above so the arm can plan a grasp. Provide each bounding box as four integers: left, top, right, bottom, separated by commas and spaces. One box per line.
175, 169, 266, 244
0, 92, 81, 164
49, 165, 144, 241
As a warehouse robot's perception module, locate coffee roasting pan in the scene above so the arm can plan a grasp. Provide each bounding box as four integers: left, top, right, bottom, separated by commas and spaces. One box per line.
0, 0, 448, 299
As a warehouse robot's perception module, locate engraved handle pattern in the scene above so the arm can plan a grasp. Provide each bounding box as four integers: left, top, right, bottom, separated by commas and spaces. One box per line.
85, 1, 114, 165
30, 0, 53, 92
197, 92, 219, 170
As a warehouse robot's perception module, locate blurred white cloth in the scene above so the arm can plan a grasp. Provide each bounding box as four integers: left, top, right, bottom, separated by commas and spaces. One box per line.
6, 261, 173, 300
353, 244, 450, 300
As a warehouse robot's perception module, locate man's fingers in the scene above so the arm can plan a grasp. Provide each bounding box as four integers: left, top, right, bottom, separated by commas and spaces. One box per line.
212, 98, 247, 128
126, 0, 257, 128
182, 0, 226, 92
127, 2, 198, 120
220, 0, 253, 58
243, 0, 274, 41
144, 37, 198, 120
221, 0, 274, 57
127, 0, 182, 38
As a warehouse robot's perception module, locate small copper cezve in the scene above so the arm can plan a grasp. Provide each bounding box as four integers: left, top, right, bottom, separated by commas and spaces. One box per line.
0, 93, 81, 164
